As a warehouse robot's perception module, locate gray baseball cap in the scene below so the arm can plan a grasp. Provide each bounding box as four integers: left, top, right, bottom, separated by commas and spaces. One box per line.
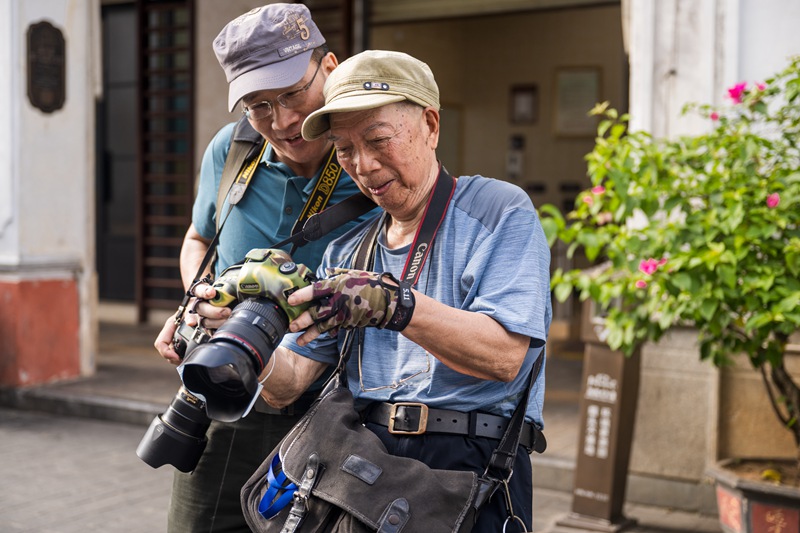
213, 4, 325, 112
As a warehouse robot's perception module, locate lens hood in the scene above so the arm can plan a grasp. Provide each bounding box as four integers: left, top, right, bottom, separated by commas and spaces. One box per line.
180, 340, 261, 422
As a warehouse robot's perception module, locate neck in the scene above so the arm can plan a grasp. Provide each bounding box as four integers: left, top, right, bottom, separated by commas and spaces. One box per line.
384, 162, 442, 249
385, 211, 425, 249
278, 143, 332, 179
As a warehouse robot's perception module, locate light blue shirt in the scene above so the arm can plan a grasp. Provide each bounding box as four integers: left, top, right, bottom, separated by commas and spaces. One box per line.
283, 175, 551, 427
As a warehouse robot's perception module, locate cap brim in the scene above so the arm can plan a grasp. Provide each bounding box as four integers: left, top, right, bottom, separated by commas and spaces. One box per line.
302, 93, 407, 140
227, 50, 314, 112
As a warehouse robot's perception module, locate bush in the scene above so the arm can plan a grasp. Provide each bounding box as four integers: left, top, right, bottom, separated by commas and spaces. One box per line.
540, 56, 800, 449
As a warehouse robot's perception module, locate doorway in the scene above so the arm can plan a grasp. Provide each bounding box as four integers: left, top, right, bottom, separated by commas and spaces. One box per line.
96, 2, 138, 302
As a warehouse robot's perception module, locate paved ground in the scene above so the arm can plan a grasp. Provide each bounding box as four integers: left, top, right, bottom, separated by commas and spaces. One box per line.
0, 319, 723, 532
0, 407, 172, 533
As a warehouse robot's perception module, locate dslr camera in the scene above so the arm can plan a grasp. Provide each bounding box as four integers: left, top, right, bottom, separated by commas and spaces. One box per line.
136, 248, 315, 472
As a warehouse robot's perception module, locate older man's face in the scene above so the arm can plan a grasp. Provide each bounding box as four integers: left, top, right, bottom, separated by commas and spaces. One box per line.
329, 103, 439, 219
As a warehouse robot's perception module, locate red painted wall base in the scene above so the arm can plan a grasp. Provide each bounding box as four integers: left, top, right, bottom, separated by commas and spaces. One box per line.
0, 278, 81, 386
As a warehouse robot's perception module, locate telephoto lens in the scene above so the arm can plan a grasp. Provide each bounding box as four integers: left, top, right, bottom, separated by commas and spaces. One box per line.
179, 297, 289, 422
136, 387, 211, 472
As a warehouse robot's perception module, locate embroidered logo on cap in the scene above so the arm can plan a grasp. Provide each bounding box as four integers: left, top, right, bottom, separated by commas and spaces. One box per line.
363, 81, 390, 91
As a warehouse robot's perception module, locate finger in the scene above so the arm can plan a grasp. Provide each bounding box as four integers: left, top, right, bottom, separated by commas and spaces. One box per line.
199, 316, 228, 330
194, 283, 217, 300
326, 267, 353, 277
195, 300, 231, 320
184, 312, 199, 327
295, 324, 322, 347
163, 350, 182, 366
154, 321, 182, 365
287, 284, 315, 306
288, 309, 315, 333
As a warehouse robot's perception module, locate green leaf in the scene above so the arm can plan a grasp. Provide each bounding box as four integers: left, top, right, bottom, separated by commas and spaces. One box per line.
670, 272, 694, 292
718, 265, 737, 288
699, 299, 718, 321
540, 218, 560, 247
554, 282, 574, 303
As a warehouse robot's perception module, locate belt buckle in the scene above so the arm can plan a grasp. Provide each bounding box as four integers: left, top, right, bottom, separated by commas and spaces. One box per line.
388, 402, 428, 435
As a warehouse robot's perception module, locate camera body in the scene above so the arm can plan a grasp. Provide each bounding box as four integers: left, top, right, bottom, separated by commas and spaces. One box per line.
173, 248, 315, 359
137, 248, 315, 472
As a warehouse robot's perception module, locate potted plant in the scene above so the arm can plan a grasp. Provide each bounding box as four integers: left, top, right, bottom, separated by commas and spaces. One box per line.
538, 55, 800, 533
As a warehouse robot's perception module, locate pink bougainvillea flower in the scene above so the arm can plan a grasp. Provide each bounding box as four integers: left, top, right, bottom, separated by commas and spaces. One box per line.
583, 195, 594, 206
757, 82, 766, 91
591, 185, 606, 195
767, 193, 780, 208
710, 111, 720, 121
728, 82, 747, 103
635, 280, 648, 289
639, 258, 660, 275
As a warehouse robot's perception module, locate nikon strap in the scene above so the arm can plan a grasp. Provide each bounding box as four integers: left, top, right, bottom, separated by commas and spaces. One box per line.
214, 116, 346, 253
289, 147, 344, 240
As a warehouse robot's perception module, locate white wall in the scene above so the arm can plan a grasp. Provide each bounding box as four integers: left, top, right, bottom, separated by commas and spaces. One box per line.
628, 0, 800, 137
0, 0, 101, 373
738, 0, 800, 82
0, 1, 19, 263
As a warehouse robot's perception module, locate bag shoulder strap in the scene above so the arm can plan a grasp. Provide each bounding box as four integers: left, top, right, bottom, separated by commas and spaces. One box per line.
331, 216, 384, 387
215, 116, 266, 230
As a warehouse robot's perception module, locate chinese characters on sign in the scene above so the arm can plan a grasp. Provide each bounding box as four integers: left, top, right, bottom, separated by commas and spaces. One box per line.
583, 404, 612, 459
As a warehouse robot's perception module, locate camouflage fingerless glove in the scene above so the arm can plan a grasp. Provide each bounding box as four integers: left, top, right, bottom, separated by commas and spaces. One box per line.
308, 268, 415, 335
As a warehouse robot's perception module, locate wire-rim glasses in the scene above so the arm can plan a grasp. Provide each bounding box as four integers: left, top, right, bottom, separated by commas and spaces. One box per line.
242, 60, 322, 121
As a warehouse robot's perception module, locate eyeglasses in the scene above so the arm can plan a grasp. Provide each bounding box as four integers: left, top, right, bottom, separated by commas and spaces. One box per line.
242, 61, 322, 121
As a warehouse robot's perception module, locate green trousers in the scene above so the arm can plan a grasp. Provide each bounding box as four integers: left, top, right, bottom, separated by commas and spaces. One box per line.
167, 410, 303, 532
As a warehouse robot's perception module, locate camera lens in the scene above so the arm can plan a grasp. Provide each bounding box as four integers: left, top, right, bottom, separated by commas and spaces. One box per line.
136, 387, 210, 472
179, 298, 288, 422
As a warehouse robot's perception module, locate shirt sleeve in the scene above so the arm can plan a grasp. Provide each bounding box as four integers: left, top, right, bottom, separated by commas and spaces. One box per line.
192, 123, 235, 241
460, 199, 552, 346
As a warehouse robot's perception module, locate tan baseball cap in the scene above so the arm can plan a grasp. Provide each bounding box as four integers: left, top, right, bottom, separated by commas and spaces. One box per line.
302, 50, 440, 140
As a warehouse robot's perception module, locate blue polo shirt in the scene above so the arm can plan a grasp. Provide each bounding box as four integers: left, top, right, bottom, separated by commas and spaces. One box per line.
193, 122, 367, 275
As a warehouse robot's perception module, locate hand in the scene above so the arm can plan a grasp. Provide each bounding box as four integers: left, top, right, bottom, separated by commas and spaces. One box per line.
154, 313, 182, 365
287, 268, 415, 346
152, 282, 232, 365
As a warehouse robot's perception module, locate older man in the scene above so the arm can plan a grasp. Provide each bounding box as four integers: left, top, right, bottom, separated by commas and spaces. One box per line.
256, 50, 551, 530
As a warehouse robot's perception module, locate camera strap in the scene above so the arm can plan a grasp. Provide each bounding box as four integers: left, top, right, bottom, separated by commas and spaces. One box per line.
288, 147, 345, 254
214, 116, 268, 231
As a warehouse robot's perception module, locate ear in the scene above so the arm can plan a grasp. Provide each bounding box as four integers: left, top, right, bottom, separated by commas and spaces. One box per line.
322, 52, 339, 75
422, 107, 440, 150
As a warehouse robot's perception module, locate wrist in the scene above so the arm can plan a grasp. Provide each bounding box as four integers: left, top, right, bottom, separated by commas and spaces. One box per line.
385, 278, 415, 331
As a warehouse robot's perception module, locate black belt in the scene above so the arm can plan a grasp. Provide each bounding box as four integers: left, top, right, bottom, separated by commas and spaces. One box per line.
364, 402, 546, 453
